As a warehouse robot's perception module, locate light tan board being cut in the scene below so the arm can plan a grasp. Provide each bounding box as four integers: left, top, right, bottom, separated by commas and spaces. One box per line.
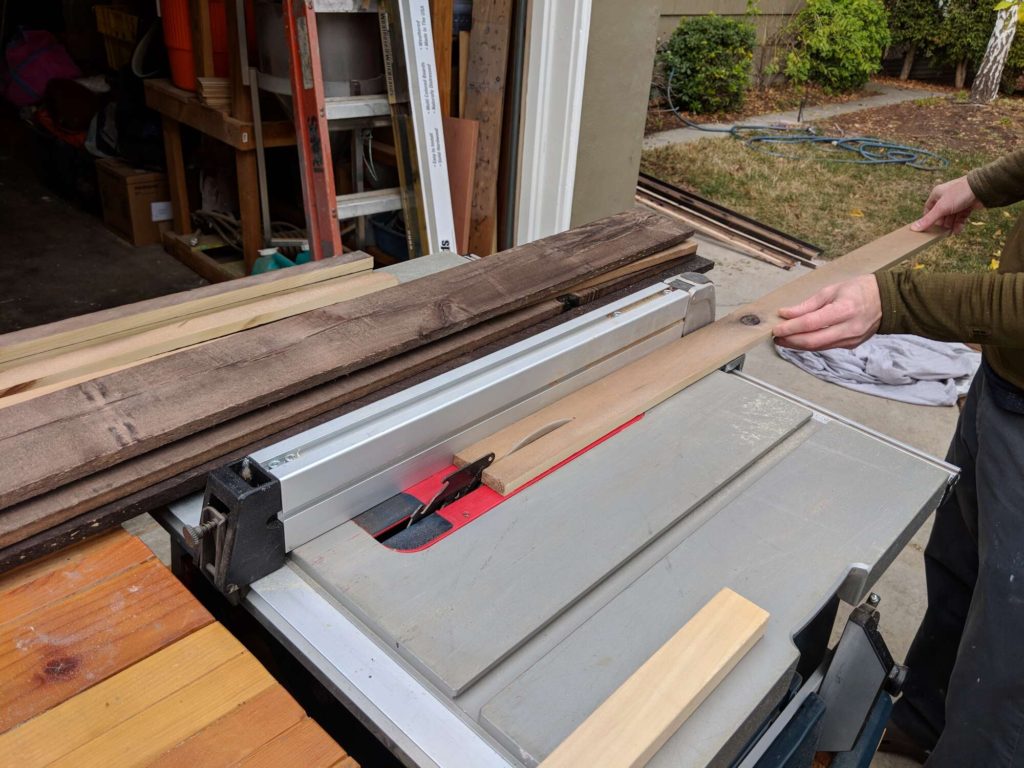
457, 224, 946, 494
540, 588, 769, 768
0, 272, 397, 399
0, 255, 373, 368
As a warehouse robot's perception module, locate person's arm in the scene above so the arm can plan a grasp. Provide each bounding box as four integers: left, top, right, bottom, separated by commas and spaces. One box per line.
875, 269, 1024, 347
968, 147, 1024, 209
773, 160, 1024, 352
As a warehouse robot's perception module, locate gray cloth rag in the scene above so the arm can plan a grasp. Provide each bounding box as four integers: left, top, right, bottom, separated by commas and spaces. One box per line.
776, 334, 981, 406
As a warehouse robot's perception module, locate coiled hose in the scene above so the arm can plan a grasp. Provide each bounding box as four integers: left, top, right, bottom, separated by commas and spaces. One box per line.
663, 69, 948, 171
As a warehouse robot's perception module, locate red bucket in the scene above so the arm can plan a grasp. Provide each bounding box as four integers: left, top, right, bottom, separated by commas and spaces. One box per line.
163, 0, 253, 91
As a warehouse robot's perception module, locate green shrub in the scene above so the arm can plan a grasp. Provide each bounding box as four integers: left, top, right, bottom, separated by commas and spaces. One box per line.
658, 14, 756, 114
886, 0, 941, 56
784, 0, 892, 92
938, 0, 994, 72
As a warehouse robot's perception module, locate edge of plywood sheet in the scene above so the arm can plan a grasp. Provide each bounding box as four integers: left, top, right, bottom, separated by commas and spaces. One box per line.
0, 272, 398, 398
443, 116, 479, 254
540, 588, 768, 768
0, 256, 373, 367
458, 224, 945, 494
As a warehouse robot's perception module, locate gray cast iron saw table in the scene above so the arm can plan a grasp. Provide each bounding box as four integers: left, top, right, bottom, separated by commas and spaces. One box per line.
158, 258, 956, 768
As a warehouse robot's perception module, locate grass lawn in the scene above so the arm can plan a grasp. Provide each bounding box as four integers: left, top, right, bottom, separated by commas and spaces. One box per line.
641, 96, 1024, 272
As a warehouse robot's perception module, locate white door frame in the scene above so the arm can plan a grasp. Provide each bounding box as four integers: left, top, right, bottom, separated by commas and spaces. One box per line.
514, 0, 593, 245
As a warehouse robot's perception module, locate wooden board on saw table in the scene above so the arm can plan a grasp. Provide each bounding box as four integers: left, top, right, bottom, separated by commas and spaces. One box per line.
540, 589, 768, 768
0, 211, 692, 509
0, 253, 372, 367
0, 272, 397, 399
0, 529, 354, 767
456, 224, 946, 494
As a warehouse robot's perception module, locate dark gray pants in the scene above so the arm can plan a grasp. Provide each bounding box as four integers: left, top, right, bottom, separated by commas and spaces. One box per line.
893, 363, 1024, 766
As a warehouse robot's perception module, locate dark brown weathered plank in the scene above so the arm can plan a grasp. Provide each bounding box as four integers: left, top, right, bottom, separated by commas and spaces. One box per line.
0, 212, 690, 509
0, 301, 566, 564
464, 0, 513, 255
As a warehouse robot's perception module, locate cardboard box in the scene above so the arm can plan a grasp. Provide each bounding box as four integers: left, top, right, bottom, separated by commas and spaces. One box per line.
96, 158, 174, 246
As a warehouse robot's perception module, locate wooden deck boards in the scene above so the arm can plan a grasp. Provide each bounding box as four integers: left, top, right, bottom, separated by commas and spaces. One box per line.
0, 529, 354, 767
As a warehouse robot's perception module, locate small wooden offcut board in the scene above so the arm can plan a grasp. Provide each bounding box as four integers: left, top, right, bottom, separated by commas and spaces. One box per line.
0, 529, 356, 767
541, 589, 769, 768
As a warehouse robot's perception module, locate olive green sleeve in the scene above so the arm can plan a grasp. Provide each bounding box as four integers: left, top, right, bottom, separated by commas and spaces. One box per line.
967, 148, 1024, 208
875, 269, 1024, 348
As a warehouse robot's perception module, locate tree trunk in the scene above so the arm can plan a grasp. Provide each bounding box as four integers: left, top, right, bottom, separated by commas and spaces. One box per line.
900, 43, 917, 81
971, 8, 1019, 103
955, 59, 968, 90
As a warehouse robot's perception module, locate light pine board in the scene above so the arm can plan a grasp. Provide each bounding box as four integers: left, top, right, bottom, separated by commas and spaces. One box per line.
539, 589, 768, 768
0, 342, 215, 409
457, 225, 946, 494
0, 255, 372, 367
0, 624, 246, 765
0, 272, 397, 398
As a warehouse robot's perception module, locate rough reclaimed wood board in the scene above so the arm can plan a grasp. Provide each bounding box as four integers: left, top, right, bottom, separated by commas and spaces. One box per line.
0, 211, 691, 509
539, 589, 768, 768
568, 241, 699, 294
0, 272, 397, 398
457, 225, 946, 494
0, 253, 371, 366
464, 0, 513, 256
0, 530, 355, 767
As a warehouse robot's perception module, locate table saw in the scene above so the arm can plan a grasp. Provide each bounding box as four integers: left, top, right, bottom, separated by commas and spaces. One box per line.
157, 257, 957, 768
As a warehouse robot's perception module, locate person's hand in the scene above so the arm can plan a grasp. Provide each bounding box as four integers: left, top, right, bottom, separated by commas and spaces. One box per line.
910, 175, 982, 235
773, 275, 882, 351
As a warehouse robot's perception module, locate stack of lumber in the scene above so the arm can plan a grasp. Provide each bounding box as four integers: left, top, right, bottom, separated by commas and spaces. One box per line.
197, 77, 232, 110
0, 211, 706, 570
636, 173, 821, 270
0, 529, 356, 767
0, 254, 392, 406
